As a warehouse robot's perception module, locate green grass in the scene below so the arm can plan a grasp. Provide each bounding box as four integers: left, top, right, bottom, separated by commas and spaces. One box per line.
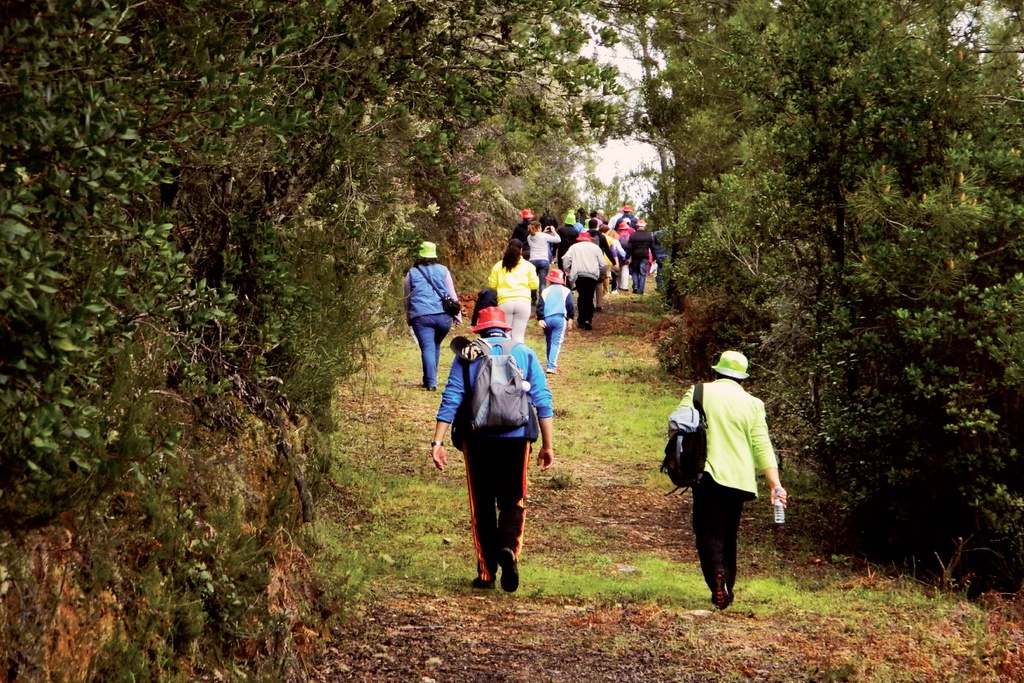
306, 293, 1017, 682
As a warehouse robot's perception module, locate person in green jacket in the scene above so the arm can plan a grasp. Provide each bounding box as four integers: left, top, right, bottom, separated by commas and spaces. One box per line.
675, 350, 788, 609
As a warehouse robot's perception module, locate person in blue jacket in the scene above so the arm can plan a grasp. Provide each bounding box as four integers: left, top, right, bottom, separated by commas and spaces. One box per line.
536, 268, 575, 374
404, 241, 462, 390
430, 306, 555, 593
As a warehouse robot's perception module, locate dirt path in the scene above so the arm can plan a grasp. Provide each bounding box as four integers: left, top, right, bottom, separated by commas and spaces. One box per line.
315, 295, 1023, 683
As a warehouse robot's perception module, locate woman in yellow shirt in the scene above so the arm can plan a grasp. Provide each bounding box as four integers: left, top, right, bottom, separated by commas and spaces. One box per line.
487, 239, 539, 344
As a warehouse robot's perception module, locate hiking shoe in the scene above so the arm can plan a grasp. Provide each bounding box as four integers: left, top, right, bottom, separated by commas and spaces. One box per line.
545, 367, 558, 375
712, 573, 731, 610
472, 577, 495, 590
498, 547, 519, 593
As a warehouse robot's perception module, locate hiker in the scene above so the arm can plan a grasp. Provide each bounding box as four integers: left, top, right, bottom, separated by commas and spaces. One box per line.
536, 268, 575, 374
592, 219, 617, 310
609, 203, 638, 232
487, 238, 539, 344
601, 222, 627, 297
527, 221, 562, 296
627, 218, 655, 295
652, 225, 669, 292
556, 212, 580, 270
614, 217, 634, 293
574, 207, 588, 231
430, 306, 555, 592
511, 209, 533, 259
561, 231, 607, 331
674, 350, 787, 610
404, 241, 462, 391
470, 288, 498, 327
539, 208, 559, 230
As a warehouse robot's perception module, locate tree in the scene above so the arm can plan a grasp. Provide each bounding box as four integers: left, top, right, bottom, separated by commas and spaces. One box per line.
650, 0, 1024, 589
0, 0, 618, 675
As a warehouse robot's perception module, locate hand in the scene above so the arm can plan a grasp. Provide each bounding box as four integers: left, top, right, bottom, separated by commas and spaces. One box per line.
536, 444, 554, 471
771, 487, 788, 508
431, 443, 448, 471
538, 319, 547, 329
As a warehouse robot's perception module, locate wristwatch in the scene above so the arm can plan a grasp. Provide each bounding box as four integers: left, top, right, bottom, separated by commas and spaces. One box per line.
430, 441, 443, 447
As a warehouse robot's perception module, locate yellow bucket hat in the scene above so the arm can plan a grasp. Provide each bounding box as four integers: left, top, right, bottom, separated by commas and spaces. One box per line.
711, 350, 750, 379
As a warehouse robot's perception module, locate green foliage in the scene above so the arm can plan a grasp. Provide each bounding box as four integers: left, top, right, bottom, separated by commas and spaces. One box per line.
1, 0, 619, 677
648, 0, 1024, 588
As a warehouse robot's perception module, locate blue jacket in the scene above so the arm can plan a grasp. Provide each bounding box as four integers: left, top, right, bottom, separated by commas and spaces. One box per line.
537, 284, 575, 321
404, 263, 460, 322
437, 332, 554, 438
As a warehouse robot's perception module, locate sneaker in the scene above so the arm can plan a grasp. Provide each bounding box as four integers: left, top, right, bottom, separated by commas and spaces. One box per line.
712, 572, 731, 610
498, 547, 519, 593
472, 577, 495, 590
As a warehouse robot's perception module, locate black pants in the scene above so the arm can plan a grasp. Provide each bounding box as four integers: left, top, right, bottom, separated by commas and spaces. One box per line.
691, 474, 752, 593
574, 275, 598, 326
463, 437, 531, 582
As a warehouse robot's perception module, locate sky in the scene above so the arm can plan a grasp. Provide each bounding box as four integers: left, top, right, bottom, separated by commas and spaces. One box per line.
578, 29, 662, 210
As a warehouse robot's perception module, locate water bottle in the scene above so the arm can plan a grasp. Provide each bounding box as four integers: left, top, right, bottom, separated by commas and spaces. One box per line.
773, 489, 785, 525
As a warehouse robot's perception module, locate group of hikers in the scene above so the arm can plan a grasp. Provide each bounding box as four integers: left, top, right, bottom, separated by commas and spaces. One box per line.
513, 205, 671, 304
405, 207, 787, 609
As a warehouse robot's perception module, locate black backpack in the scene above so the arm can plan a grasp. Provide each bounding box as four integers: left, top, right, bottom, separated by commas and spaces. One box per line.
661, 383, 707, 492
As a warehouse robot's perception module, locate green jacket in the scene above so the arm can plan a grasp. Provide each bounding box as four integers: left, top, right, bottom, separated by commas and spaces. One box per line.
677, 378, 777, 497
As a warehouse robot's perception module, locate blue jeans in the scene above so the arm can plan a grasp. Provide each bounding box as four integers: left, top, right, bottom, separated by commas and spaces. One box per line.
631, 260, 650, 294
531, 259, 550, 296
542, 316, 567, 370
410, 313, 453, 389
655, 259, 667, 292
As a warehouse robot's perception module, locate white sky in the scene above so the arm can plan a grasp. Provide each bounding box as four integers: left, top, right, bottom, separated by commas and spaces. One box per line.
580, 30, 662, 209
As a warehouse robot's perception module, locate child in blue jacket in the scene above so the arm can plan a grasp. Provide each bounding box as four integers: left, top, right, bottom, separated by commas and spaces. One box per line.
536, 269, 575, 374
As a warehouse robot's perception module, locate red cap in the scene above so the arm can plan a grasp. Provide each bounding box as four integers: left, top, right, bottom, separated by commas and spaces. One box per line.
472, 306, 513, 332
521, 209, 534, 220
622, 204, 632, 212
546, 268, 566, 285
576, 232, 592, 242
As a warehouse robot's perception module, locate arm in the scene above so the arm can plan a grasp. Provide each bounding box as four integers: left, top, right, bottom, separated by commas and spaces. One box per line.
523, 350, 555, 470
403, 272, 413, 321
443, 269, 462, 325
676, 385, 695, 411
536, 417, 554, 471
564, 290, 576, 320
487, 264, 499, 290
431, 358, 468, 471
750, 399, 784, 505
431, 420, 452, 471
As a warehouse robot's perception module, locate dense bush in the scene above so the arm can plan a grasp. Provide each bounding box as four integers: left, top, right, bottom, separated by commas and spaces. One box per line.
646, 0, 1024, 589
1, 0, 617, 676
